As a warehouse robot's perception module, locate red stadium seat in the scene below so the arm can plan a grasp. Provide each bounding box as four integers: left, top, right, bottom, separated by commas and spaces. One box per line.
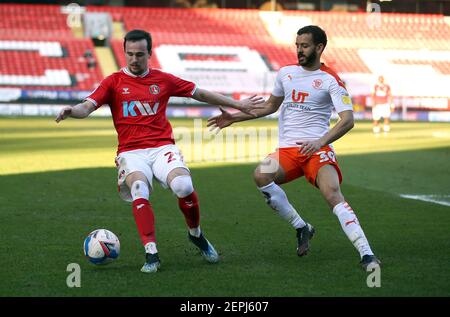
0, 4, 103, 91
1, 4, 449, 92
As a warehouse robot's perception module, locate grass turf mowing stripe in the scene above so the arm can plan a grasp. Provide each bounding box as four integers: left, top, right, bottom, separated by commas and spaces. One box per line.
0, 117, 449, 296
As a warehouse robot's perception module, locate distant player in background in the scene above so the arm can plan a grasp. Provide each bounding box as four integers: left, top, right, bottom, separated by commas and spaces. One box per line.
208, 25, 380, 270
372, 75, 393, 133
56, 29, 262, 273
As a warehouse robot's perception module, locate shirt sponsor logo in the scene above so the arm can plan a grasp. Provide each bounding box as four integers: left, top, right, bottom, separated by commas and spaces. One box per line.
149, 84, 160, 95
285, 102, 312, 111
122, 100, 160, 117
291, 90, 309, 103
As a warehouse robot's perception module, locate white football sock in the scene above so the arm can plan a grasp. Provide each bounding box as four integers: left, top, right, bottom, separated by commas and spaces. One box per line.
258, 182, 306, 229
189, 226, 201, 238
144, 241, 158, 254
373, 126, 381, 134
333, 202, 374, 258
383, 125, 390, 132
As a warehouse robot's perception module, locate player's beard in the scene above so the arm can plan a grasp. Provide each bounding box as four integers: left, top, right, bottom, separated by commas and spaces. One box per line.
298, 50, 317, 67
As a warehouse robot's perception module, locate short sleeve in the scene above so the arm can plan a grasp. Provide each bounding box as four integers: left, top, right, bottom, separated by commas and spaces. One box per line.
272, 71, 284, 97
329, 77, 353, 113
168, 73, 196, 97
85, 75, 114, 109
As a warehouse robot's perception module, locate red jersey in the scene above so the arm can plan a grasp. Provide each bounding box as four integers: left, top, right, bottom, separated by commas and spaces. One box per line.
373, 83, 391, 104
86, 68, 196, 154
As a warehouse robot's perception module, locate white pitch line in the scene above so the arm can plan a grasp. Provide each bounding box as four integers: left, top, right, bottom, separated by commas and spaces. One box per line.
400, 194, 450, 207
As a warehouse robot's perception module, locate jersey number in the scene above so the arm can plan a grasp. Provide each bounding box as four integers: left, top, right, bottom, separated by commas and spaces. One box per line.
318, 150, 336, 163
164, 151, 176, 163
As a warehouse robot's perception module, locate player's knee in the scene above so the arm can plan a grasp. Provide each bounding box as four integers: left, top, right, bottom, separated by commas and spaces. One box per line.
254, 168, 274, 187
321, 185, 343, 207
131, 180, 151, 200
170, 175, 194, 198
324, 184, 340, 197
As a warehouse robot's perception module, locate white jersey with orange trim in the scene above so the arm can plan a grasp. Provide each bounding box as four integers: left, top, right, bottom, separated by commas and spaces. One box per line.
272, 64, 353, 148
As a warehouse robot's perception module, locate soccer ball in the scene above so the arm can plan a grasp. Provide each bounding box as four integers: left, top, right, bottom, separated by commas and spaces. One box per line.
83, 229, 120, 265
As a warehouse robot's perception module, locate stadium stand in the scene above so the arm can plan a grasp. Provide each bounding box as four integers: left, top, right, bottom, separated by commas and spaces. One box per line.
0, 4, 103, 91
0, 3, 449, 117
88, 7, 450, 70
87, 6, 450, 98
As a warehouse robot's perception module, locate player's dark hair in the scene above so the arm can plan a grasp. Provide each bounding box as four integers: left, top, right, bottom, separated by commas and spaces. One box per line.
124, 29, 152, 53
297, 25, 327, 49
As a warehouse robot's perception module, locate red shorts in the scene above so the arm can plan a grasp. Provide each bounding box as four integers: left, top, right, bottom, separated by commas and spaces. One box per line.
267, 145, 343, 187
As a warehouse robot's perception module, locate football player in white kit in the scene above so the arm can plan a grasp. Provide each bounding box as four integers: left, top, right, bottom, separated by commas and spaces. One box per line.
208, 25, 380, 270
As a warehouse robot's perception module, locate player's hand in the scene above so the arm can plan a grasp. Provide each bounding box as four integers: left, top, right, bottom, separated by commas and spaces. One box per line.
296, 139, 324, 157
55, 106, 72, 123
207, 107, 234, 133
235, 95, 265, 117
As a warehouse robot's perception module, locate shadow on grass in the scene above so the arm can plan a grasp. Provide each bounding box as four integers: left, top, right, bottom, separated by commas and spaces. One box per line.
0, 147, 449, 296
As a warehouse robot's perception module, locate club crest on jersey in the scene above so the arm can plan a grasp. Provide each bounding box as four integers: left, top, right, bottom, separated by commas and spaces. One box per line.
122, 101, 160, 117
312, 79, 323, 89
149, 84, 160, 95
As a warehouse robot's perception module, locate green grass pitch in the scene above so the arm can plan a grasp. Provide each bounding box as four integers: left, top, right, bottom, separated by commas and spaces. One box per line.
0, 117, 449, 296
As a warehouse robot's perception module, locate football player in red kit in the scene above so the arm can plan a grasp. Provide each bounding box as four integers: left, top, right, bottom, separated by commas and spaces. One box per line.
56, 29, 263, 273
372, 75, 393, 133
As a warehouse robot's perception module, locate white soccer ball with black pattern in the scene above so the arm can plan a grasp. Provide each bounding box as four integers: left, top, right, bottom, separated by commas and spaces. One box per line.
83, 229, 120, 265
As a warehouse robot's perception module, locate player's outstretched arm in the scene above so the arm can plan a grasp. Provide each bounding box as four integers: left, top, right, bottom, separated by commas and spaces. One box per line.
207, 95, 283, 131
192, 88, 264, 116
206, 107, 234, 133
55, 100, 96, 123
